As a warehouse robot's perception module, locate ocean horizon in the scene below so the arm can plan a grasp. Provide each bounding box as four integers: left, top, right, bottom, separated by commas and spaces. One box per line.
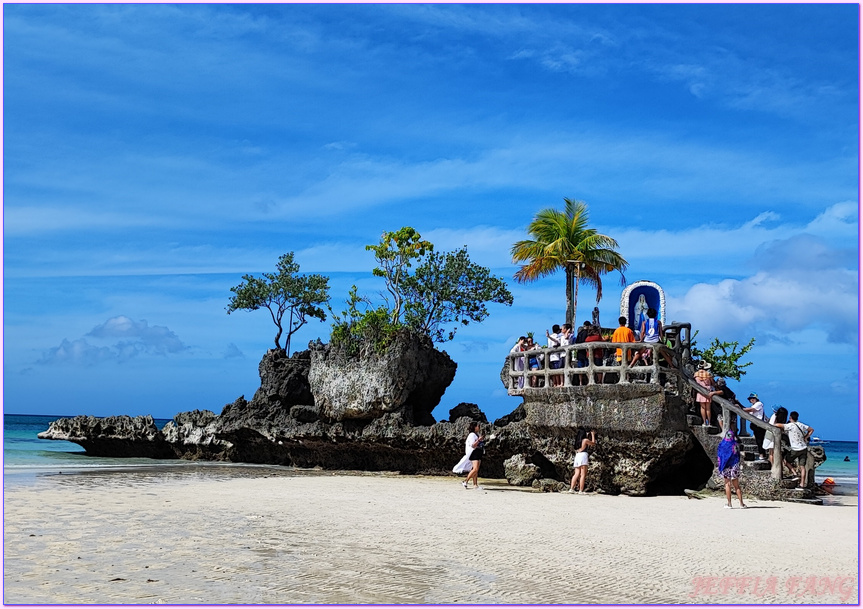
5, 413, 859, 495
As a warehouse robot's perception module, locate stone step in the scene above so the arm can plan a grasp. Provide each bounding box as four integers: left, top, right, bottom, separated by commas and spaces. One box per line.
779, 477, 800, 489
686, 415, 705, 426
689, 423, 720, 435
743, 460, 771, 471
785, 496, 823, 506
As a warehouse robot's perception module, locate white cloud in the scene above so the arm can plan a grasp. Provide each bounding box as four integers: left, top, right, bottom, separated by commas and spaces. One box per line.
668, 235, 857, 344
610, 202, 858, 271
37, 338, 115, 366
4, 206, 168, 235
421, 225, 525, 269
38, 315, 188, 365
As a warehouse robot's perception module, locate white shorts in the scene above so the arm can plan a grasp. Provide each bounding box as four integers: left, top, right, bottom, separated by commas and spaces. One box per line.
574, 451, 589, 467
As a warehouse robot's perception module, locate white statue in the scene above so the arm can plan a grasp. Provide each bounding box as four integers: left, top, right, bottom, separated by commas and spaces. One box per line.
634, 294, 648, 337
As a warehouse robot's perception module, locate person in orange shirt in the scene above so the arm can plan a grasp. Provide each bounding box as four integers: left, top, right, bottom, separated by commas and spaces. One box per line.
611, 316, 636, 365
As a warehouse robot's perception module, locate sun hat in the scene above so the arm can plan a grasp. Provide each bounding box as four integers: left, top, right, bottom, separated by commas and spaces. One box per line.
748, 392, 759, 400
697, 361, 712, 370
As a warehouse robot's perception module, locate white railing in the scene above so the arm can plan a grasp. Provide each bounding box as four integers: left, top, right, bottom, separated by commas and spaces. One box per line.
684, 376, 783, 480
506, 341, 677, 391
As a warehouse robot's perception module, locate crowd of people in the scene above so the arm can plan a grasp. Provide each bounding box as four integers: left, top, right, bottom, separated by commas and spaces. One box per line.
509, 310, 665, 387
695, 365, 816, 499
454, 395, 814, 499
494, 316, 818, 499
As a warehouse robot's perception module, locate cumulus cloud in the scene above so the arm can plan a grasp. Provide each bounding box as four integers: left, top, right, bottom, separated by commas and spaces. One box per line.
38, 316, 188, 365
668, 232, 858, 344
37, 338, 117, 366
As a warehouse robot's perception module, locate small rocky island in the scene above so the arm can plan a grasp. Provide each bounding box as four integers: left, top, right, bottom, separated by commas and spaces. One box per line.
39, 326, 824, 502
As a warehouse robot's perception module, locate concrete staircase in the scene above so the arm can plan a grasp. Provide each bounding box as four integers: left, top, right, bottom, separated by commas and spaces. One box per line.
685, 414, 822, 505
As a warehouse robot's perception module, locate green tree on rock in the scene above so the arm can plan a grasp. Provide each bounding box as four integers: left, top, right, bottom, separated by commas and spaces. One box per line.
365, 227, 433, 325
332, 227, 513, 352
227, 252, 330, 354
511, 198, 628, 327
692, 336, 756, 381
403, 247, 514, 342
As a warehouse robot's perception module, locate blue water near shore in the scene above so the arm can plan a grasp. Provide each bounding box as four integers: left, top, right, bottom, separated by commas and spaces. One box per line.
4, 414, 859, 495
3, 413, 182, 475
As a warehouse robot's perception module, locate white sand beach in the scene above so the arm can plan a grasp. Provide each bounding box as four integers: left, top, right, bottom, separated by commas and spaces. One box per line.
3, 466, 858, 605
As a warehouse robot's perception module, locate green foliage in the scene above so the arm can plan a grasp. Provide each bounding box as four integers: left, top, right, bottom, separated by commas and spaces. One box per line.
227, 252, 330, 353
329, 286, 401, 356
511, 198, 627, 326
403, 247, 514, 342
691, 335, 756, 381
365, 227, 434, 324
333, 227, 513, 350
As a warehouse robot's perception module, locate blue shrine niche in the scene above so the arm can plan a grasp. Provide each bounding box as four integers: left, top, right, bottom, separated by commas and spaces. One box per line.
619, 281, 666, 337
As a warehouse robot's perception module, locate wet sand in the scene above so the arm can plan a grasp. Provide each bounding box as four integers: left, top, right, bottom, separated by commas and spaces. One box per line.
3, 465, 858, 604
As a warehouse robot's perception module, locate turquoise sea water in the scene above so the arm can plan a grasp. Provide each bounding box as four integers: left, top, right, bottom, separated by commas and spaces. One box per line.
4, 413, 859, 494
3, 413, 181, 475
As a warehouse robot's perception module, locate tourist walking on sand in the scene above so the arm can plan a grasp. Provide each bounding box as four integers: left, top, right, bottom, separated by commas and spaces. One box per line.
717, 429, 747, 508
773, 412, 814, 489
460, 421, 485, 490
694, 361, 715, 427
567, 428, 596, 494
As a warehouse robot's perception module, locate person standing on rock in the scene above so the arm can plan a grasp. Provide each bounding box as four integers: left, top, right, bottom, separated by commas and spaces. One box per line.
567, 428, 596, 494
772, 412, 814, 489
743, 392, 768, 460
717, 429, 747, 508
763, 406, 788, 468
462, 421, 485, 490
694, 361, 715, 427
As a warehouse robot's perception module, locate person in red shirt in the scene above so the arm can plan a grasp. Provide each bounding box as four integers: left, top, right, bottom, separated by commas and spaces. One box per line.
584, 326, 605, 384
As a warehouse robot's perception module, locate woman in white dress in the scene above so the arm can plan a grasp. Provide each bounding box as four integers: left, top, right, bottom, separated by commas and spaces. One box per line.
453, 421, 484, 489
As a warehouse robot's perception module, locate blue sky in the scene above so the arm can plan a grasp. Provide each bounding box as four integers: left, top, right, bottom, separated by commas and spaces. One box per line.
3, 4, 859, 440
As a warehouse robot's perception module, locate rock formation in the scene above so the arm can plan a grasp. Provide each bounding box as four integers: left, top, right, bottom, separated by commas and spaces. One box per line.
38, 414, 175, 459
37, 329, 822, 501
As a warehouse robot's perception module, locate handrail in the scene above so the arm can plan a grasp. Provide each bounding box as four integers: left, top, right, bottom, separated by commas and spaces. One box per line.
505, 336, 784, 480
683, 375, 783, 480
506, 341, 673, 389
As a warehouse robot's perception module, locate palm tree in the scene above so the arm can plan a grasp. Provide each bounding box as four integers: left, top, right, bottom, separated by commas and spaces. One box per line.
511, 198, 628, 327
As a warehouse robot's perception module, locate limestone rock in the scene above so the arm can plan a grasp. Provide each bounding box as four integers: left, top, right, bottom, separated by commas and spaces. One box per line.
448, 402, 487, 423
290, 404, 320, 423
532, 478, 566, 492
37, 415, 175, 459
504, 453, 541, 486
252, 349, 313, 408
494, 404, 526, 427
308, 330, 456, 425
